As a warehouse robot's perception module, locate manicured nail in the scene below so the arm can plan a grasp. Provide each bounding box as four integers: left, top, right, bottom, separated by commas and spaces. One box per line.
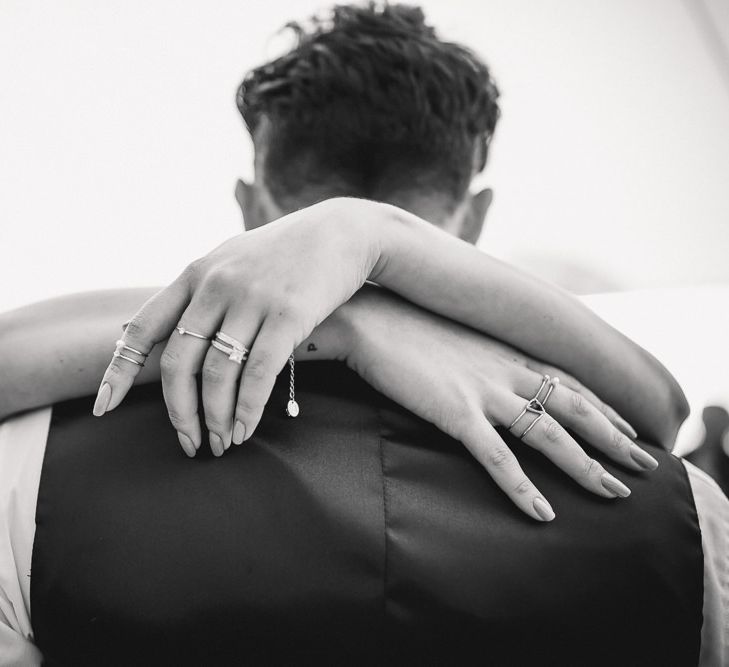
601, 473, 631, 498
93, 383, 111, 417
209, 432, 224, 457
533, 497, 555, 522
178, 432, 196, 458
232, 420, 246, 445
615, 417, 638, 439
629, 443, 659, 471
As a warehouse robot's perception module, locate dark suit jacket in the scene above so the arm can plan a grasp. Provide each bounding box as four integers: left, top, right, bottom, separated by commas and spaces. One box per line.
31, 362, 703, 666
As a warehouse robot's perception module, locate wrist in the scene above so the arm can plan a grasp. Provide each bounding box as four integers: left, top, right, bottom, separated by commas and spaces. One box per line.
365, 200, 415, 283
324, 197, 412, 284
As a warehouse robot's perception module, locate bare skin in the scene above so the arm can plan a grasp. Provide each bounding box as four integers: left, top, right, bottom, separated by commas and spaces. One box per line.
0, 198, 686, 521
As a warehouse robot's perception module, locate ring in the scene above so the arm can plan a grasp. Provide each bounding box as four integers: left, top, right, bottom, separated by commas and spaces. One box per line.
508, 374, 560, 439
176, 325, 210, 341
211, 339, 248, 365
113, 339, 148, 368
215, 330, 248, 353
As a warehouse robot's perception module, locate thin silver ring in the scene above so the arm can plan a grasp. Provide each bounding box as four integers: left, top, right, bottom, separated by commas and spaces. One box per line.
113, 350, 145, 367
115, 339, 148, 358
508, 374, 560, 439
176, 325, 210, 341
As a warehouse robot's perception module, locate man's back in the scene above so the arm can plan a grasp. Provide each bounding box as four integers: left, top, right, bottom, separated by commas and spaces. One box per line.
28, 362, 704, 665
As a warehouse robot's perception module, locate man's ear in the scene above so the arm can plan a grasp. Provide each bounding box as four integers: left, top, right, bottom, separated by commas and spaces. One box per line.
235, 179, 265, 231
459, 188, 493, 244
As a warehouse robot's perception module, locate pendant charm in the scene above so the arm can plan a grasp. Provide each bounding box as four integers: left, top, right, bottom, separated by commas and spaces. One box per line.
286, 399, 300, 418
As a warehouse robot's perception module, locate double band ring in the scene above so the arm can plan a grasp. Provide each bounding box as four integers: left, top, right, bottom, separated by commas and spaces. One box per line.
175, 325, 210, 341
113, 339, 149, 368
211, 330, 249, 365
508, 374, 560, 439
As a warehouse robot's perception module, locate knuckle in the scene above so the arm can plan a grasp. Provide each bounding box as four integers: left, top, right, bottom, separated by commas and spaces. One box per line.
570, 392, 590, 417
487, 443, 513, 469
583, 457, 601, 478
544, 419, 564, 444
202, 267, 235, 295
166, 408, 188, 430
159, 348, 181, 377
205, 416, 225, 433
240, 280, 267, 305
513, 478, 533, 495
182, 257, 204, 283
244, 352, 272, 382
201, 362, 226, 386
611, 428, 628, 453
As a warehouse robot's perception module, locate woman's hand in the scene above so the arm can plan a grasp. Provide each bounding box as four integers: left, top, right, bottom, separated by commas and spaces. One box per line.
94, 198, 383, 454
338, 288, 657, 521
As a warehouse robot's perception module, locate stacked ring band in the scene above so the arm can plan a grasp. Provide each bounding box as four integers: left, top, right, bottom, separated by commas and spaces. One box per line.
211, 330, 249, 365
113, 339, 148, 368
508, 374, 560, 439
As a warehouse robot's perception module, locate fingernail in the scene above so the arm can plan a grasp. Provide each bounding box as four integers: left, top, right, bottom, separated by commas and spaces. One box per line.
232, 420, 246, 445
178, 432, 196, 458
629, 443, 659, 471
601, 472, 631, 498
209, 432, 224, 457
615, 417, 638, 439
533, 497, 556, 522
93, 383, 111, 417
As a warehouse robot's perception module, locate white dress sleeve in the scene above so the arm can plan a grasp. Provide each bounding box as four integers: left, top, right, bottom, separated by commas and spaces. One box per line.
0, 408, 50, 666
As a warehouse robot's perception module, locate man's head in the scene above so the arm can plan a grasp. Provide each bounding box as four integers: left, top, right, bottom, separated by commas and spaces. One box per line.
235, 2, 500, 243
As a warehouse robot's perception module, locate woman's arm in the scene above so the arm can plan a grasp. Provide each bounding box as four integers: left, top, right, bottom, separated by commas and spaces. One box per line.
0, 288, 342, 421
2, 283, 657, 520
3, 199, 687, 449
371, 202, 689, 448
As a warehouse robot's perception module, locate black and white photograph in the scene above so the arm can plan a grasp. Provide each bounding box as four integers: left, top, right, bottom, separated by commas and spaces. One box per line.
1, 1, 728, 664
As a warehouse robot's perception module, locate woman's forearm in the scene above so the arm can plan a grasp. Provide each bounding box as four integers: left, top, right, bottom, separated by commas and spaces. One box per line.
0, 289, 346, 420
0, 289, 162, 420
371, 203, 689, 448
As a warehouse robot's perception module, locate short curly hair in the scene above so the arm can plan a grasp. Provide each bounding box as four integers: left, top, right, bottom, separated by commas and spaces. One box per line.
237, 2, 500, 209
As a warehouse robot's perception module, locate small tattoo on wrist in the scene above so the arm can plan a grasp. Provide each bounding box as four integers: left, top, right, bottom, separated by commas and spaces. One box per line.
307, 343, 318, 352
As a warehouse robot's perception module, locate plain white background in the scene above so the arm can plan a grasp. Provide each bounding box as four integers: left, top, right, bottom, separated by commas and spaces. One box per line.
1, 1, 728, 451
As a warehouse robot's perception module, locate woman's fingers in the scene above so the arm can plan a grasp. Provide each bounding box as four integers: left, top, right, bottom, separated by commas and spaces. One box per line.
525, 361, 637, 439
496, 392, 631, 500
159, 300, 223, 456
234, 316, 299, 445
513, 368, 656, 472
457, 411, 555, 522
200, 311, 261, 455
94, 279, 191, 416
540, 383, 658, 472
